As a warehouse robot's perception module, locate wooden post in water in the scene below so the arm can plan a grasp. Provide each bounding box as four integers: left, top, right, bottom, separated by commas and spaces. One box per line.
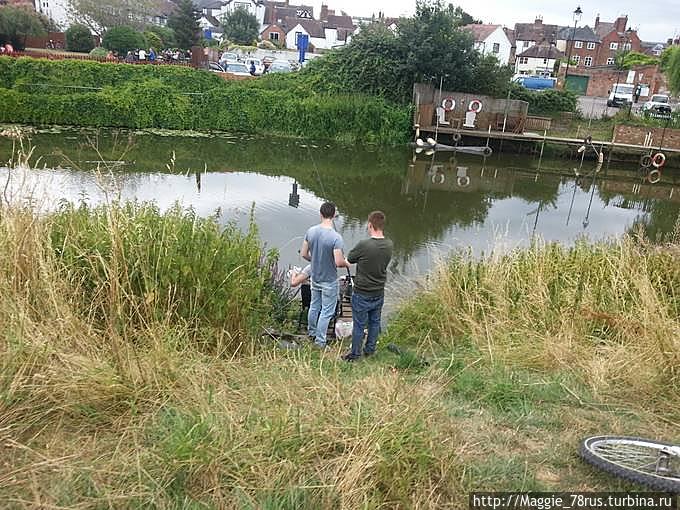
538, 129, 547, 170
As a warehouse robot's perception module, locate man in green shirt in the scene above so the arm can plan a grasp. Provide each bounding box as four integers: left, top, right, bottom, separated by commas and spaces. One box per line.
342, 211, 393, 361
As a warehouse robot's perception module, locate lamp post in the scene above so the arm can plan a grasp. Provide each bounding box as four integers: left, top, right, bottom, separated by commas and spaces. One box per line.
563, 6, 583, 91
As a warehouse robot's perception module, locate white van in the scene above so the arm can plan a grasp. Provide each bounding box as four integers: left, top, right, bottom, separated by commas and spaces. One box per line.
607, 84, 634, 107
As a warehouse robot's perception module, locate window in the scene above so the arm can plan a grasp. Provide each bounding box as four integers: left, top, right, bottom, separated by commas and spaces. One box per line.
584, 56, 592, 66
610, 42, 618, 50
607, 57, 615, 65
587, 42, 596, 50
492, 43, 500, 54
523, 41, 530, 48
543, 58, 548, 64
519, 57, 529, 65
574, 41, 583, 48
269, 32, 279, 42
623, 42, 631, 51
573, 55, 581, 65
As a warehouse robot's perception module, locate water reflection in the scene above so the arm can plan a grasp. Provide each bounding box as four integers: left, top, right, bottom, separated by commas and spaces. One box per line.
0, 129, 678, 278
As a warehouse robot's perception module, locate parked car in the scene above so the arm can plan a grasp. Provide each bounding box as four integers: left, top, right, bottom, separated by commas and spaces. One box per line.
262, 56, 275, 69
607, 84, 634, 107
267, 60, 292, 73
208, 61, 225, 73
223, 61, 252, 77
641, 94, 672, 114
243, 57, 265, 76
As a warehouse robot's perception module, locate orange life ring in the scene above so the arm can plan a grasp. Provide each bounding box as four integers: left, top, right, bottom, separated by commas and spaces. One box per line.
651, 152, 666, 168
441, 97, 456, 112
468, 99, 483, 113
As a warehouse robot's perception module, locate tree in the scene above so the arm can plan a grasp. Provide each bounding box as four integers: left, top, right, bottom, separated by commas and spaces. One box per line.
0, 6, 47, 49
167, 0, 199, 50
621, 51, 658, 68
102, 25, 146, 55
67, 0, 162, 37
664, 46, 680, 94
65, 23, 94, 52
147, 25, 176, 48
144, 30, 162, 50
221, 7, 259, 45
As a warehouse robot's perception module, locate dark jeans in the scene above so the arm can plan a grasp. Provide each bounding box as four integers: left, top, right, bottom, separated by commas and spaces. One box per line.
350, 291, 384, 358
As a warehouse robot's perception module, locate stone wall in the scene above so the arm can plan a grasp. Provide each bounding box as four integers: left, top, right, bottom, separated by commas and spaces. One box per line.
613, 124, 680, 149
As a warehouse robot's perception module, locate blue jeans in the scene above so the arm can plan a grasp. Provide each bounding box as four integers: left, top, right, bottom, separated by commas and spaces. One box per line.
350, 292, 384, 358
308, 280, 338, 347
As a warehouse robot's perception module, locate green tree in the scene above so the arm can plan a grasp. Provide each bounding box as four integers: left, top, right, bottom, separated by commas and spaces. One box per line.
167, 0, 200, 50
221, 7, 259, 45
68, 0, 162, 37
147, 25, 176, 48
302, 0, 506, 103
662, 46, 680, 94
65, 23, 94, 52
0, 6, 47, 49
621, 51, 658, 68
144, 30, 162, 50
102, 25, 146, 55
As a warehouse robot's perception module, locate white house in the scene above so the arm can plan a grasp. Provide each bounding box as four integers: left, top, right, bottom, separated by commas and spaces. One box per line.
201, 0, 265, 28
464, 24, 512, 66
34, 0, 70, 30
515, 43, 564, 77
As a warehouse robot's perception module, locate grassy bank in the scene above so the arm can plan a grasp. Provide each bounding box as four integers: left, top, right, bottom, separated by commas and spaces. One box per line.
0, 57, 411, 145
1, 184, 679, 506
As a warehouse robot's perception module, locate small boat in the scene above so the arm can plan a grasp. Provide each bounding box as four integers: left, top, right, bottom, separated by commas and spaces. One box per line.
411, 139, 492, 157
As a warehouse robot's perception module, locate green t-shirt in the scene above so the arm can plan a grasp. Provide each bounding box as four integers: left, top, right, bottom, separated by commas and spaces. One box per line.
347, 238, 393, 297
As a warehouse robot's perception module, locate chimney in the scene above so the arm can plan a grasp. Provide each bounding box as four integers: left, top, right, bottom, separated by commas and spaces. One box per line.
320, 4, 328, 20
614, 15, 627, 33
595, 15, 600, 29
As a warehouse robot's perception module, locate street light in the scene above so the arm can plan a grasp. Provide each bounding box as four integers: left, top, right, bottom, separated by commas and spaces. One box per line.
563, 6, 583, 91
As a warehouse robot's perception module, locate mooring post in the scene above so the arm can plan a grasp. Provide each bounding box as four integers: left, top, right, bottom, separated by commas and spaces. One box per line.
538, 129, 547, 169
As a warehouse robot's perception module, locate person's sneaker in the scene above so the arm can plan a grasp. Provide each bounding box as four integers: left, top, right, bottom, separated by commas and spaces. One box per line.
341, 352, 360, 362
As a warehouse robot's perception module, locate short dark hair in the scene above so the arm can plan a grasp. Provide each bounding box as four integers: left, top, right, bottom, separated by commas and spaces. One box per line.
320, 202, 336, 219
368, 211, 385, 231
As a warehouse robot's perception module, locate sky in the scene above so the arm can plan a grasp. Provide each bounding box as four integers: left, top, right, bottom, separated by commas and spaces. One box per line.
314, 0, 680, 43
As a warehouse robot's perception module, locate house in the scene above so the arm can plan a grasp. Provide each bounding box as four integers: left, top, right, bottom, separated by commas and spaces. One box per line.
464, 24, 512, 66
200, 0, 266, 28
593, 15, 641, 66
503, 27, 516, 63
514, 17, 561, 55
555, 25, 600, 69
641, 41, 667, 57
33, 0, 69, 29
263, 0, 313, 25
260, 23, 286, 46
199, 13, 223, 39
515, 42, 564, 77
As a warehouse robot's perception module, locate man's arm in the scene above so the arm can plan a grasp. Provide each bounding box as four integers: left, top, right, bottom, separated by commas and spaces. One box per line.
334, 248, 350, 268
300, 239, 311, 261
346, 242, 362, 265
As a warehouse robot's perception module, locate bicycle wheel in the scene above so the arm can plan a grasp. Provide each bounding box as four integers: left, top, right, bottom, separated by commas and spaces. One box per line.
580, 436, 680, 492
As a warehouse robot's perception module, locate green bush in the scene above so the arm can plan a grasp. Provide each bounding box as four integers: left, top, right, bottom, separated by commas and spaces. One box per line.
65, 24, 94, 53
144, 31, 162, 51
89, 47, 108, 59
102, 26, 147, 56
509, 84, 578, 116
0, 57, 411, 143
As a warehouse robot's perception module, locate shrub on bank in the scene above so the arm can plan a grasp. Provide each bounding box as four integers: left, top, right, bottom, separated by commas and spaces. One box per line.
0, 57, 411, 143
509, 84, 578, 116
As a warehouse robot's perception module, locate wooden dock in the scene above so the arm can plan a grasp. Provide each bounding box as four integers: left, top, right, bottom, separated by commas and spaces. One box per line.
419, 126, 680, 155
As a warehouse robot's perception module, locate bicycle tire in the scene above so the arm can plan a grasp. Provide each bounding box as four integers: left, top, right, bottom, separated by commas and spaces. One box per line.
580, 435, 680, 493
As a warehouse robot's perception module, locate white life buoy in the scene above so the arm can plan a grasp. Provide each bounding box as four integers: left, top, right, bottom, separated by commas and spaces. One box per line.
468, 99, 483, 113
441, 96, 455, 112
432, 172, 445, 185
652, 152, 666, 168
457, 176, 470, 187
647, 169, 661, 184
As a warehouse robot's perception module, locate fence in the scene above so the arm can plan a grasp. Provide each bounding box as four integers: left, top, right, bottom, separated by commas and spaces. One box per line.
8, 50, 194, 67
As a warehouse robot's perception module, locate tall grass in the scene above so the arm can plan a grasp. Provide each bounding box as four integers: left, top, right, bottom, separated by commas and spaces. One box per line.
388, 234, 680, 409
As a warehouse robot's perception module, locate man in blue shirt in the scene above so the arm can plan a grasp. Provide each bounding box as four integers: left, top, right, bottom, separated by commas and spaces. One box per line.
300, 202, 349, 349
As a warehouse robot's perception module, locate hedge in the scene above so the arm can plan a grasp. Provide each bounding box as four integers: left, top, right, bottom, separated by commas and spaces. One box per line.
509, 84, 578, 116
0, 57, 411, 144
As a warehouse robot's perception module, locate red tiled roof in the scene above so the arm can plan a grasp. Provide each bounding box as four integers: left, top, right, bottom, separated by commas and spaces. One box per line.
465, 24, 500, 43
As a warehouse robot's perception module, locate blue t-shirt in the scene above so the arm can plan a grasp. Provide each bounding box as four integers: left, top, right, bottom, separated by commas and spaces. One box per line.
304, 225, 344, 283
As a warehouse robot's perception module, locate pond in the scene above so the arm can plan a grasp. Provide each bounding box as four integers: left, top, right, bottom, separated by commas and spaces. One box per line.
1, 128, 678, 314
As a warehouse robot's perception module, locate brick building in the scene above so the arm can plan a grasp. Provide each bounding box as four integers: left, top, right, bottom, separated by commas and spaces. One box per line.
556, 26, 600, 69
559, 64, 666, 98
593, 15, 641, 66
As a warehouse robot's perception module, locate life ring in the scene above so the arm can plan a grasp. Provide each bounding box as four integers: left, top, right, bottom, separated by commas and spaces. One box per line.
452, 133, 462, 142
431, 172, 445, 185
651, 152, 666, 168
481, 146, 492, 157
441, 97, 455, 112
457, 176, 470, 187
468, 99, 483, 113
640, 154, 653, 169
647, 169, 661, 184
